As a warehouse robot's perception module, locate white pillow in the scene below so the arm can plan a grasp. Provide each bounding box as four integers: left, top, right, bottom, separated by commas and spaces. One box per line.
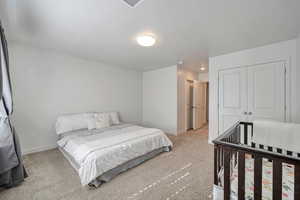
87, 115, 97, 130
95, 113, 111, 129
55, 113, 94, 135
109, 112, 120, 125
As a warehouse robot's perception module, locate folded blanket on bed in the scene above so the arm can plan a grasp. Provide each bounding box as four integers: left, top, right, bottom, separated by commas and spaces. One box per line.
252, 120, 300, 153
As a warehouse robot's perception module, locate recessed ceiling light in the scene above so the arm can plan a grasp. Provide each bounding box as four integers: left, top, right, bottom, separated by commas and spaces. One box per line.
178, 61, 183, 65
136, 34, 156, 47
200, 66, 206, 71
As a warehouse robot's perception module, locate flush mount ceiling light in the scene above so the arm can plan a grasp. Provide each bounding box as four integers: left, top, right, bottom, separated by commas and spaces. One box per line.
200, 66, 206, 71
136, 34, 156, 47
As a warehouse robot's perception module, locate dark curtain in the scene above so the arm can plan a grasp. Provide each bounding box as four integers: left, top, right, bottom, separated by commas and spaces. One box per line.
0, 21, 27, 188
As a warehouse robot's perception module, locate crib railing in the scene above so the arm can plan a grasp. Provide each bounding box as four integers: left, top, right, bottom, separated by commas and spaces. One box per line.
213, 122, 300, 200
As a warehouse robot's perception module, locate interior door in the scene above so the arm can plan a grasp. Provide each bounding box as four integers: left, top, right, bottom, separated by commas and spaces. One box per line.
193, 81, 207, 129
247, 62, 286, 122
219, 68, 248, 133
185, 80, 194, 130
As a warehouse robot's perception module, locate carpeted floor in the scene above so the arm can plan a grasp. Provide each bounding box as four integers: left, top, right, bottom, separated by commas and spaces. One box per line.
0, 127, 214, 200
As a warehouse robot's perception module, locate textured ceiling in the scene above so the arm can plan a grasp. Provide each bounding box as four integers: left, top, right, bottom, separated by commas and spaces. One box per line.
0, 0, 299, 72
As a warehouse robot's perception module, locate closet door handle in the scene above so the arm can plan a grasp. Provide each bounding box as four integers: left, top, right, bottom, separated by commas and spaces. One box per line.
243, 111, 248, 115
248, 112, 252, 115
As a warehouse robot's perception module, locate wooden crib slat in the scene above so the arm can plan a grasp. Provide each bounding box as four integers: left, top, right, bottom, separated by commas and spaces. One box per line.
218, 147, 221, 172
295, 164, 300, 200
224, 148, 231, 200
243, 124, 248, 145
214, 146, 218, 185
219, 148, 222, 170
273, 160, 282, 200
238, 151, 245, 200
254, 156, 262, 200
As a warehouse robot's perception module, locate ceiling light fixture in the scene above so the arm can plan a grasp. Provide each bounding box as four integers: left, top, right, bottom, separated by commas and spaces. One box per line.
136, 34, 156, 47
200, 66, 206, 71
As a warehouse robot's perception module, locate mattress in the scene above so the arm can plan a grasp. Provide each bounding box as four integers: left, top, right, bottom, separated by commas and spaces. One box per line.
59, 146, 169, 187
215, 154, 295, 200
57, 124, 173, 186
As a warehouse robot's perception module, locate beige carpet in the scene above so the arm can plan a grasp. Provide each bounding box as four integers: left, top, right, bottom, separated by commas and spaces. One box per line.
0, 127, 214, 200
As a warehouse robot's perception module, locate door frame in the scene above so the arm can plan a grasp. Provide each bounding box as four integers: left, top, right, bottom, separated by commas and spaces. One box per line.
217, 60, 291, 135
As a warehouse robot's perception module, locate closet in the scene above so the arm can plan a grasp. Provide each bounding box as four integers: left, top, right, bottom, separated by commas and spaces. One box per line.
218, 61, 286, 133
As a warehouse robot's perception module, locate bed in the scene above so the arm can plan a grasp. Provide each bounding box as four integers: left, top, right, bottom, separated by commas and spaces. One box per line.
55, 113, 173, 187
213, 122, 300, 200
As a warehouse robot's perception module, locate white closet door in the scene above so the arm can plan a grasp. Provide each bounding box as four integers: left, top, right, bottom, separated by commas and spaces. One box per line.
219, 68, 248, 133
247, 62, 286, 122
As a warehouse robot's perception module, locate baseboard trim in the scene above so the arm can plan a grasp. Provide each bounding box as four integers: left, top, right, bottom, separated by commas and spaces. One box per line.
176, 129, 186, 135
22, 144, 58, 155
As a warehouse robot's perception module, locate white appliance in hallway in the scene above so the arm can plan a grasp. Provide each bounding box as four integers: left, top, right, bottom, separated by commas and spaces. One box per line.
218, 61, 286, 133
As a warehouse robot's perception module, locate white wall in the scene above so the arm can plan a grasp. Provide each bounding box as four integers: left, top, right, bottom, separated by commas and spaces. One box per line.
209, 39, 298, 143
177, 67, 199, 134
9, 42, 142, 154
142, 66, 178, 135
198, 72, 209, 82
297, 35, 300, 120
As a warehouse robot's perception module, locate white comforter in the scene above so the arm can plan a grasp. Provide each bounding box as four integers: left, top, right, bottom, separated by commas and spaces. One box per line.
57, 124, 173, 186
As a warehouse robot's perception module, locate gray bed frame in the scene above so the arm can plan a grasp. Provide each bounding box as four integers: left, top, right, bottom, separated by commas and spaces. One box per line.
59, 146, 172, 188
